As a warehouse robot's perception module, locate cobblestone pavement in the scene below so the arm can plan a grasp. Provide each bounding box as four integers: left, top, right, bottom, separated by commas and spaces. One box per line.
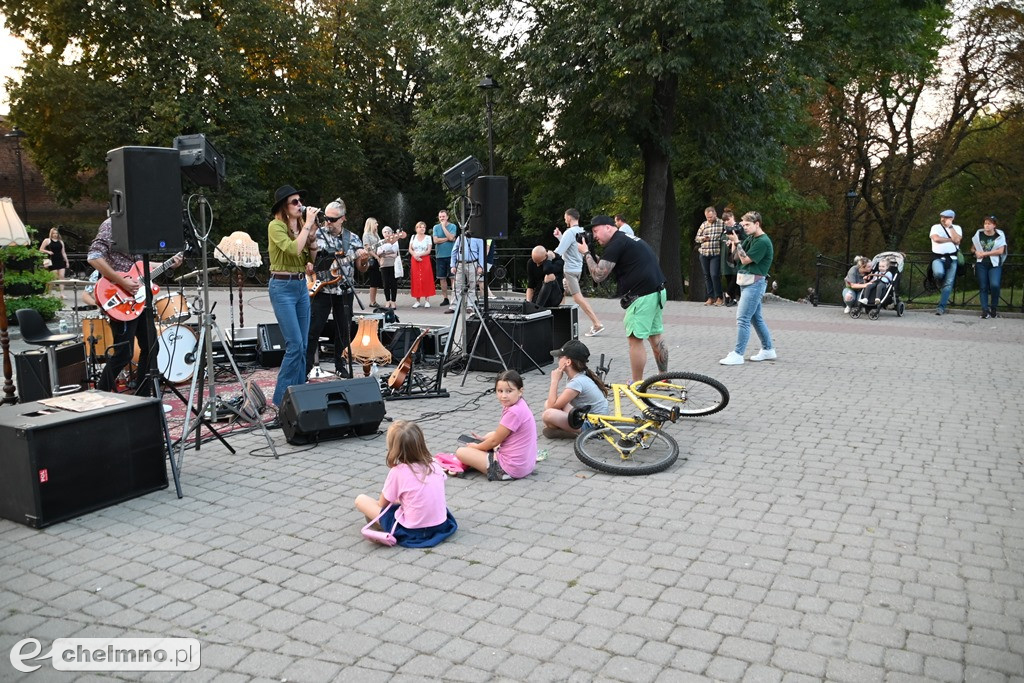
1, 290, 1022, 681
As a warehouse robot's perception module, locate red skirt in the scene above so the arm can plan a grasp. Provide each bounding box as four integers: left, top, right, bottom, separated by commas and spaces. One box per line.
410, 256, 436, 298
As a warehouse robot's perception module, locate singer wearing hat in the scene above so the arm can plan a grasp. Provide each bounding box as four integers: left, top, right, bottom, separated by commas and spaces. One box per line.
267, 185, 320, 421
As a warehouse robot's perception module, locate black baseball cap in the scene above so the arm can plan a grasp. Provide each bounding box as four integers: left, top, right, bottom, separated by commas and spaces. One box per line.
551, 339, 590, 362
589, 215, 615, 228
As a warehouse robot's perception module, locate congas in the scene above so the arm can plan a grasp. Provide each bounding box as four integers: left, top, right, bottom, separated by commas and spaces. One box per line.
156, 324, 198, 384
154, 292, 190, 323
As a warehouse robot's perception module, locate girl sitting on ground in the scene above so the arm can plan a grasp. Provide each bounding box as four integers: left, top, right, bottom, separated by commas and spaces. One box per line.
455, 370, 538, 481
542, 339, 609, 439
355, 420, 457, 547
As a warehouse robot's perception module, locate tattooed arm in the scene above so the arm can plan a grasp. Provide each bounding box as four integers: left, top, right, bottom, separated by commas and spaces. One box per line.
582, 251, 615, 283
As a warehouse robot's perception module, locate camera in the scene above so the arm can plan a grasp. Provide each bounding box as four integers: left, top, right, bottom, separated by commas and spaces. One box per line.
575, 230, 591, 245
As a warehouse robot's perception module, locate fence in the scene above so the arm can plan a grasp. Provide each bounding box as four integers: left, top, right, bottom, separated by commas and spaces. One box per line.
813, 251, 1023, 313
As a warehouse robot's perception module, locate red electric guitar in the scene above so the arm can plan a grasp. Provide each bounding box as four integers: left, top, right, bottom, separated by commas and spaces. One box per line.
94, 253, 183, 322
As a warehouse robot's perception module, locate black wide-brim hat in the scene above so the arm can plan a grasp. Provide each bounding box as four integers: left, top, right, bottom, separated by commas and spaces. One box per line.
271, 185, 306, 214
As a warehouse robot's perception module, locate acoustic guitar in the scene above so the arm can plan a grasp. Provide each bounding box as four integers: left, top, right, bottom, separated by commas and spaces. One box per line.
94, 252, 183, 322
387, 329, 429, 390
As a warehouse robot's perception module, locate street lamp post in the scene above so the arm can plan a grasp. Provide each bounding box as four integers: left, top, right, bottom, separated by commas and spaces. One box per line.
477, 75, 500, 175
4, 128, 28, 224
845, 190, 858, 267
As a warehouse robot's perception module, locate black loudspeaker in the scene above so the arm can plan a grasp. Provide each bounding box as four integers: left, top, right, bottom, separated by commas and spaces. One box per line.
469, 176, 508, 240
279, 379, 386, 445
466, 313, 554, 372
550, 305, 580, 349
15, 343, 88, 402
174, 133, 225, 188
106, 146, 184, 253
0, 392, 168, 528
257, 323, 286, 367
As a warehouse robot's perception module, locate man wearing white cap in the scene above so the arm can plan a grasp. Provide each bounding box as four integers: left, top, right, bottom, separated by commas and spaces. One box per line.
929, 209, 962, 315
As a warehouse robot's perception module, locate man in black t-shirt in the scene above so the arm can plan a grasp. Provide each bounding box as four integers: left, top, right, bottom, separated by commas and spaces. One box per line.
526, 246, 564, 308
578, 215, 668, 381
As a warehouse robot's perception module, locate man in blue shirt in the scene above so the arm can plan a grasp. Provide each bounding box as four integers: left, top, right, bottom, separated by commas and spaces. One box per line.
446, 232, 486, 314
433, 210, 458, 307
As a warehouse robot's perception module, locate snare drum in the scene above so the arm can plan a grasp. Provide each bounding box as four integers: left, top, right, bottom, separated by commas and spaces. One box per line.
156, 324, 198, 384
154, 292, 191, 323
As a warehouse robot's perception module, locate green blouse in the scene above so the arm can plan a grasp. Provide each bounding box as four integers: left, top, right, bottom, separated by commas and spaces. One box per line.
268, 218, 312, 273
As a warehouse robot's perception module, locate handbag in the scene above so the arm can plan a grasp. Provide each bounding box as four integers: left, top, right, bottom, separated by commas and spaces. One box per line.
736, 272, 756, 286
942, 226, 965, 266
394, 257, 404, 278
620, 292, 638, 309
362, 504, 399, 546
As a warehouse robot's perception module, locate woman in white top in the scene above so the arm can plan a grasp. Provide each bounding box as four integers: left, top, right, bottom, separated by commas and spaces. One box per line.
971, 215, 1007, 319
408, 221, 436, 307
362, 218, 384, 307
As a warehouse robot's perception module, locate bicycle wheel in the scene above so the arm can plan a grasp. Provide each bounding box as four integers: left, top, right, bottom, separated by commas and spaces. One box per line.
636, 371, 729, 417
574, 426, 679, 475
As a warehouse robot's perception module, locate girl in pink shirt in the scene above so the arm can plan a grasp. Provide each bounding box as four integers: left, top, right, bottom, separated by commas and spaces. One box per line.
355, 421, 457, 547
455, 370, 538, 481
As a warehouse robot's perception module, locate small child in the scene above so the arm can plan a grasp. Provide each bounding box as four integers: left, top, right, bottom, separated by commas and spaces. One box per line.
455, 370, 538, 481
542, 339, 609, 438
355, 420, 457, 547
859, 259, 894, 306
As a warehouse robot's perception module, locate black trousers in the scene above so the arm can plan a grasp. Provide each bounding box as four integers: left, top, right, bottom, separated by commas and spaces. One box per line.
380, 265, 398, 303
98, 315, 155, 394
305, 291, 353, 374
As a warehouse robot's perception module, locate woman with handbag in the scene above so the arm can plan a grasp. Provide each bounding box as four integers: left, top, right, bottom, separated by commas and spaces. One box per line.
376, 226, 401, 309
408, 221, 436, 307
720, 211, 776, 366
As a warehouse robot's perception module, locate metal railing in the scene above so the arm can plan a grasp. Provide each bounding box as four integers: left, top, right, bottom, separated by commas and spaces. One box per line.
814, 251, 1023, 313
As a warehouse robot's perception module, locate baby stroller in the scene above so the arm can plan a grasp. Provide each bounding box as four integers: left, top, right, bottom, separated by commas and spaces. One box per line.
850, 251, 906, 320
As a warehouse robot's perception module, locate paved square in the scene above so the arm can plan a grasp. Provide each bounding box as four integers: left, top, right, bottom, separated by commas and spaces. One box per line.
2, 292, 1021, 681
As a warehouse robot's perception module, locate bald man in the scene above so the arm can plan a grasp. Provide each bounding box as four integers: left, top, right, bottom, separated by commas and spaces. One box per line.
526, 245, 564, 308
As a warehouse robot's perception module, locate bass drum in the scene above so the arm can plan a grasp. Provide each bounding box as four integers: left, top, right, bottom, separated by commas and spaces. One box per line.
156, 324, 198, 384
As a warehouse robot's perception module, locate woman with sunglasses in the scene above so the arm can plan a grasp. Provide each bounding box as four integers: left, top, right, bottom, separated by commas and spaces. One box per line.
266, 185, 320, 422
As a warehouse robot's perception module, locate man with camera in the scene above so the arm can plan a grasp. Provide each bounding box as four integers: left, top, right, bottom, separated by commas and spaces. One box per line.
578, 215, 668, 382
554, 208, 604, 336
305, 199, 365, 378
526, 245, 564, 308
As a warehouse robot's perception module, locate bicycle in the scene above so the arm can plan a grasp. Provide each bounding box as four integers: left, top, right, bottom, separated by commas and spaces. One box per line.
567, 362, 729, 475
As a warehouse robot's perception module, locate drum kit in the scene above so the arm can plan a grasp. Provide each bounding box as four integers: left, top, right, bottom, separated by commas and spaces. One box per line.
56, 273, 207, 390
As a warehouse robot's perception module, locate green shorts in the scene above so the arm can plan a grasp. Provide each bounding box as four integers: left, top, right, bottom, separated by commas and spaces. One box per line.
624, 289, 666, 339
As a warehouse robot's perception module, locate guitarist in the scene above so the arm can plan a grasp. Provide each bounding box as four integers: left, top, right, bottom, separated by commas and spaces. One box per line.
305, 199, 366, 379
87, 217, 182, 394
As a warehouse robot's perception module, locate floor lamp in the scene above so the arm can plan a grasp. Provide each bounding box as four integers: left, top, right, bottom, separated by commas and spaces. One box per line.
1, 197, 32, 404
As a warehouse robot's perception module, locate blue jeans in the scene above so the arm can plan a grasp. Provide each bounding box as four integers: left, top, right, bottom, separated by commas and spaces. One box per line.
699, 253, 722, 299
931, 257, 957, 311
734, 278, 773, 355
269, 278, 311, 405
975, 260, 1002, 312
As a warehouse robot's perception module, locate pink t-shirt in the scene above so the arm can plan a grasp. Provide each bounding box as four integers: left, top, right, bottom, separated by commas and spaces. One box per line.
381, 461, 448, 528
496, 398, 538, 478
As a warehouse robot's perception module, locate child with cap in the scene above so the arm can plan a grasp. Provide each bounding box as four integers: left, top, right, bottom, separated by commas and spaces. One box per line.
542, 340, 610, 438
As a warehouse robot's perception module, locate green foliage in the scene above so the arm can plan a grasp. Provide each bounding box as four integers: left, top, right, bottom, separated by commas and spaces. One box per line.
5, 295, 64, 323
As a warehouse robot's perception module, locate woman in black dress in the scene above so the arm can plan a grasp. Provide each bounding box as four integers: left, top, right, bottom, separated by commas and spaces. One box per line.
40, 227, 69, 293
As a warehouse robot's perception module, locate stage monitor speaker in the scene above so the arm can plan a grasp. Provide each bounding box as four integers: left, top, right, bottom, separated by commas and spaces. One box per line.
15, 343, 88, 403
469, 176, 508, 240
550, 304, 580, 349
0, 392, 168, 528
466, 313, 554, 373
257, 323, 286, 367
106, 146, 184, 253
279, 378, 386, 445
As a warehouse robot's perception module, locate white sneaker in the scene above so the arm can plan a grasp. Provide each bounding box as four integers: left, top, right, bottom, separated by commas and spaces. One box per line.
750, 348, 777, 362
412, 301, 421, 308
859, 297, 869, 305
423, 301, 430, 308
843, 306, 850, 314
719, 351, 744, 365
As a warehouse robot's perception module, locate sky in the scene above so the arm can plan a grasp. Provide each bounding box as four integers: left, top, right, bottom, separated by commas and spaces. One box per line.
0, 18, 27, 116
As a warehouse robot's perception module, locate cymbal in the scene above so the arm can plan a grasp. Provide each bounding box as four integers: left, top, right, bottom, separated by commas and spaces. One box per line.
175, 266, 219, 281
51, 279, 93, 286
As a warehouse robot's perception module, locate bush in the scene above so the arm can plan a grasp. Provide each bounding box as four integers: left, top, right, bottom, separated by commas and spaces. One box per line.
6, 295, 64, 323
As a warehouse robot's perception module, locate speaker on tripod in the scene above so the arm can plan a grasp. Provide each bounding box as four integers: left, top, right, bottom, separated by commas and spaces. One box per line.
468, 176, 508, 240
106, 146, 184, 253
